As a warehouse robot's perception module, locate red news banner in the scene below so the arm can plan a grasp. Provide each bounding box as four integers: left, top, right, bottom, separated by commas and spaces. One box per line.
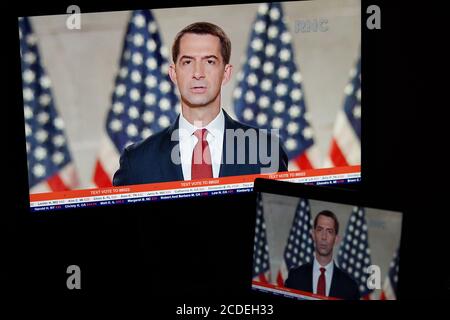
252, 280, 340, 300
29, 165, 360, 209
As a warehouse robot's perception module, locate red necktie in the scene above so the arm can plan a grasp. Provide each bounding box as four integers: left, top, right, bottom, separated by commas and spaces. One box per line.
317, 267, 326, 296
191, 129, 213, 179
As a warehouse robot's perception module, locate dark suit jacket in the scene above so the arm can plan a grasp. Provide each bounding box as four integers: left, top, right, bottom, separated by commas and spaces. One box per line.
113, 110, 288, 186
284, 262, 361, 300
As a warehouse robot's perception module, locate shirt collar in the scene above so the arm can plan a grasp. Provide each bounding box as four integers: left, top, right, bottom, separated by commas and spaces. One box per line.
313, 254, 334, 274
178, 109, 224, 140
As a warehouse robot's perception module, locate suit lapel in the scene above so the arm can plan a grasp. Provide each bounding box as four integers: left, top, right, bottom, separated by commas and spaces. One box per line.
219, 110, 243, 177
160, 115, 184, 181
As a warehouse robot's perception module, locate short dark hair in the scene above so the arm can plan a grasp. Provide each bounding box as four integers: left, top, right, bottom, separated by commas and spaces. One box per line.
313, 210, 339, 235
172, 22, 231, 64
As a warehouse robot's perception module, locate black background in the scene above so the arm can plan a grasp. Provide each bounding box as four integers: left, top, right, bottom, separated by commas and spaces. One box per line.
2, 0, 448, 314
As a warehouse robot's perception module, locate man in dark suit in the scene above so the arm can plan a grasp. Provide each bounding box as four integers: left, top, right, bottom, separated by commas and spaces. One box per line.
113, 22, 287, 186
284, 210, 360, 300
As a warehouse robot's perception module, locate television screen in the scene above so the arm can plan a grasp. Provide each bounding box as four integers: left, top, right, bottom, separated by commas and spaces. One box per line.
252, 179, 402, 300
18, 0, 362, 212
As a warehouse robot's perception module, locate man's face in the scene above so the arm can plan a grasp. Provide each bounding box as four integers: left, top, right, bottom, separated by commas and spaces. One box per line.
312, 215, 339, 258
169, 33, 232, 109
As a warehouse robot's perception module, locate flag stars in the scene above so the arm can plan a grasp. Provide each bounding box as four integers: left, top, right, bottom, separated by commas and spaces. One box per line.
273, 100, 285, 113
23, 69, 35, 83
132, 52, 143, 65
143, 111, 154, 123
39, 94, 51, 107
158, 115, 170, 128
25, 123, 32, 136
258, 3, 268, 15
119, 67, 128, 79
159, 80, 171, 94
128, 106, 139, 119
243, 108, 254, 121
113, 102, 124, 114
24, 105, 33, 119
115, 84, 126, 96
275, 83, 288, 96
160, 46, 169, 58
131, 70, 142, 83
279, 48, 291, 61
233, 87, 242, 99
292, 71, 302, 84
23, 88, 34, 101
133, 14, 146, 28
247, 73, 258, 86
265, 43, 276, 57
141, 128, 152, 139
261, 79, 272, 91
159, 98, 170, 111
133, 33, 144, 47
53, 134, 65, 147
281, 31, 292, 44
144, 93, 156, 105
129, 88, 140, 101
161, 63, 169, 74
271, 117, 283, 129
146, 39, 157, 52
54, 117, 65, 130
26, 34, 37, 46
24, 52, 36, 64
287, 122, 299, 135
32, 163, 46, 178
33, 146, 47, 160
40, 75, 51, 88
110, 119, 123, 132
146, 57, 157, 70
263, 61, 274, 74
290, 88, 302, 101
303, 127, 314, 139
37, 112, 49, 124
353, 105, 361, 119
268, 25, 279, 39
288, 105, 301, 118
251, 38, 263, 51
254, 20, 266, 33
269, 7, 280, 20
249, 56, 261, 69
277, 66, 289, 79
52, 152, 65, 165
148, 21, 157, 34
285, 138, 297, 151
256, 113, 268, 126
35, 129, 48, 143
145, 75, 157, 88
126, 123, 138, 137
345, 83, 354, 95
258, 96, 270, 109
245, 91, 256, 104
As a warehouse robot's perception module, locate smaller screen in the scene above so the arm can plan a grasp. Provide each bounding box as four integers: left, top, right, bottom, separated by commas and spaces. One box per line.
252, 192, 402, 300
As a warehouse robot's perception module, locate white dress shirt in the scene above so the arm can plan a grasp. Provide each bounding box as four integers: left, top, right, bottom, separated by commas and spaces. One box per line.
178, 109, 225, 180
312, 256, 334, 296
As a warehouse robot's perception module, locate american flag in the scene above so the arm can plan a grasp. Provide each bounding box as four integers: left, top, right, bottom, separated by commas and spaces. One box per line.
324, 56, 361, 167
93, 10, 179, 187
19, 17, 79, 193
337, 206, 374, 299
253, 193, 271, 283
277, 198, 314, 286
233, 2, 320, 171
380, 247, 400, 300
